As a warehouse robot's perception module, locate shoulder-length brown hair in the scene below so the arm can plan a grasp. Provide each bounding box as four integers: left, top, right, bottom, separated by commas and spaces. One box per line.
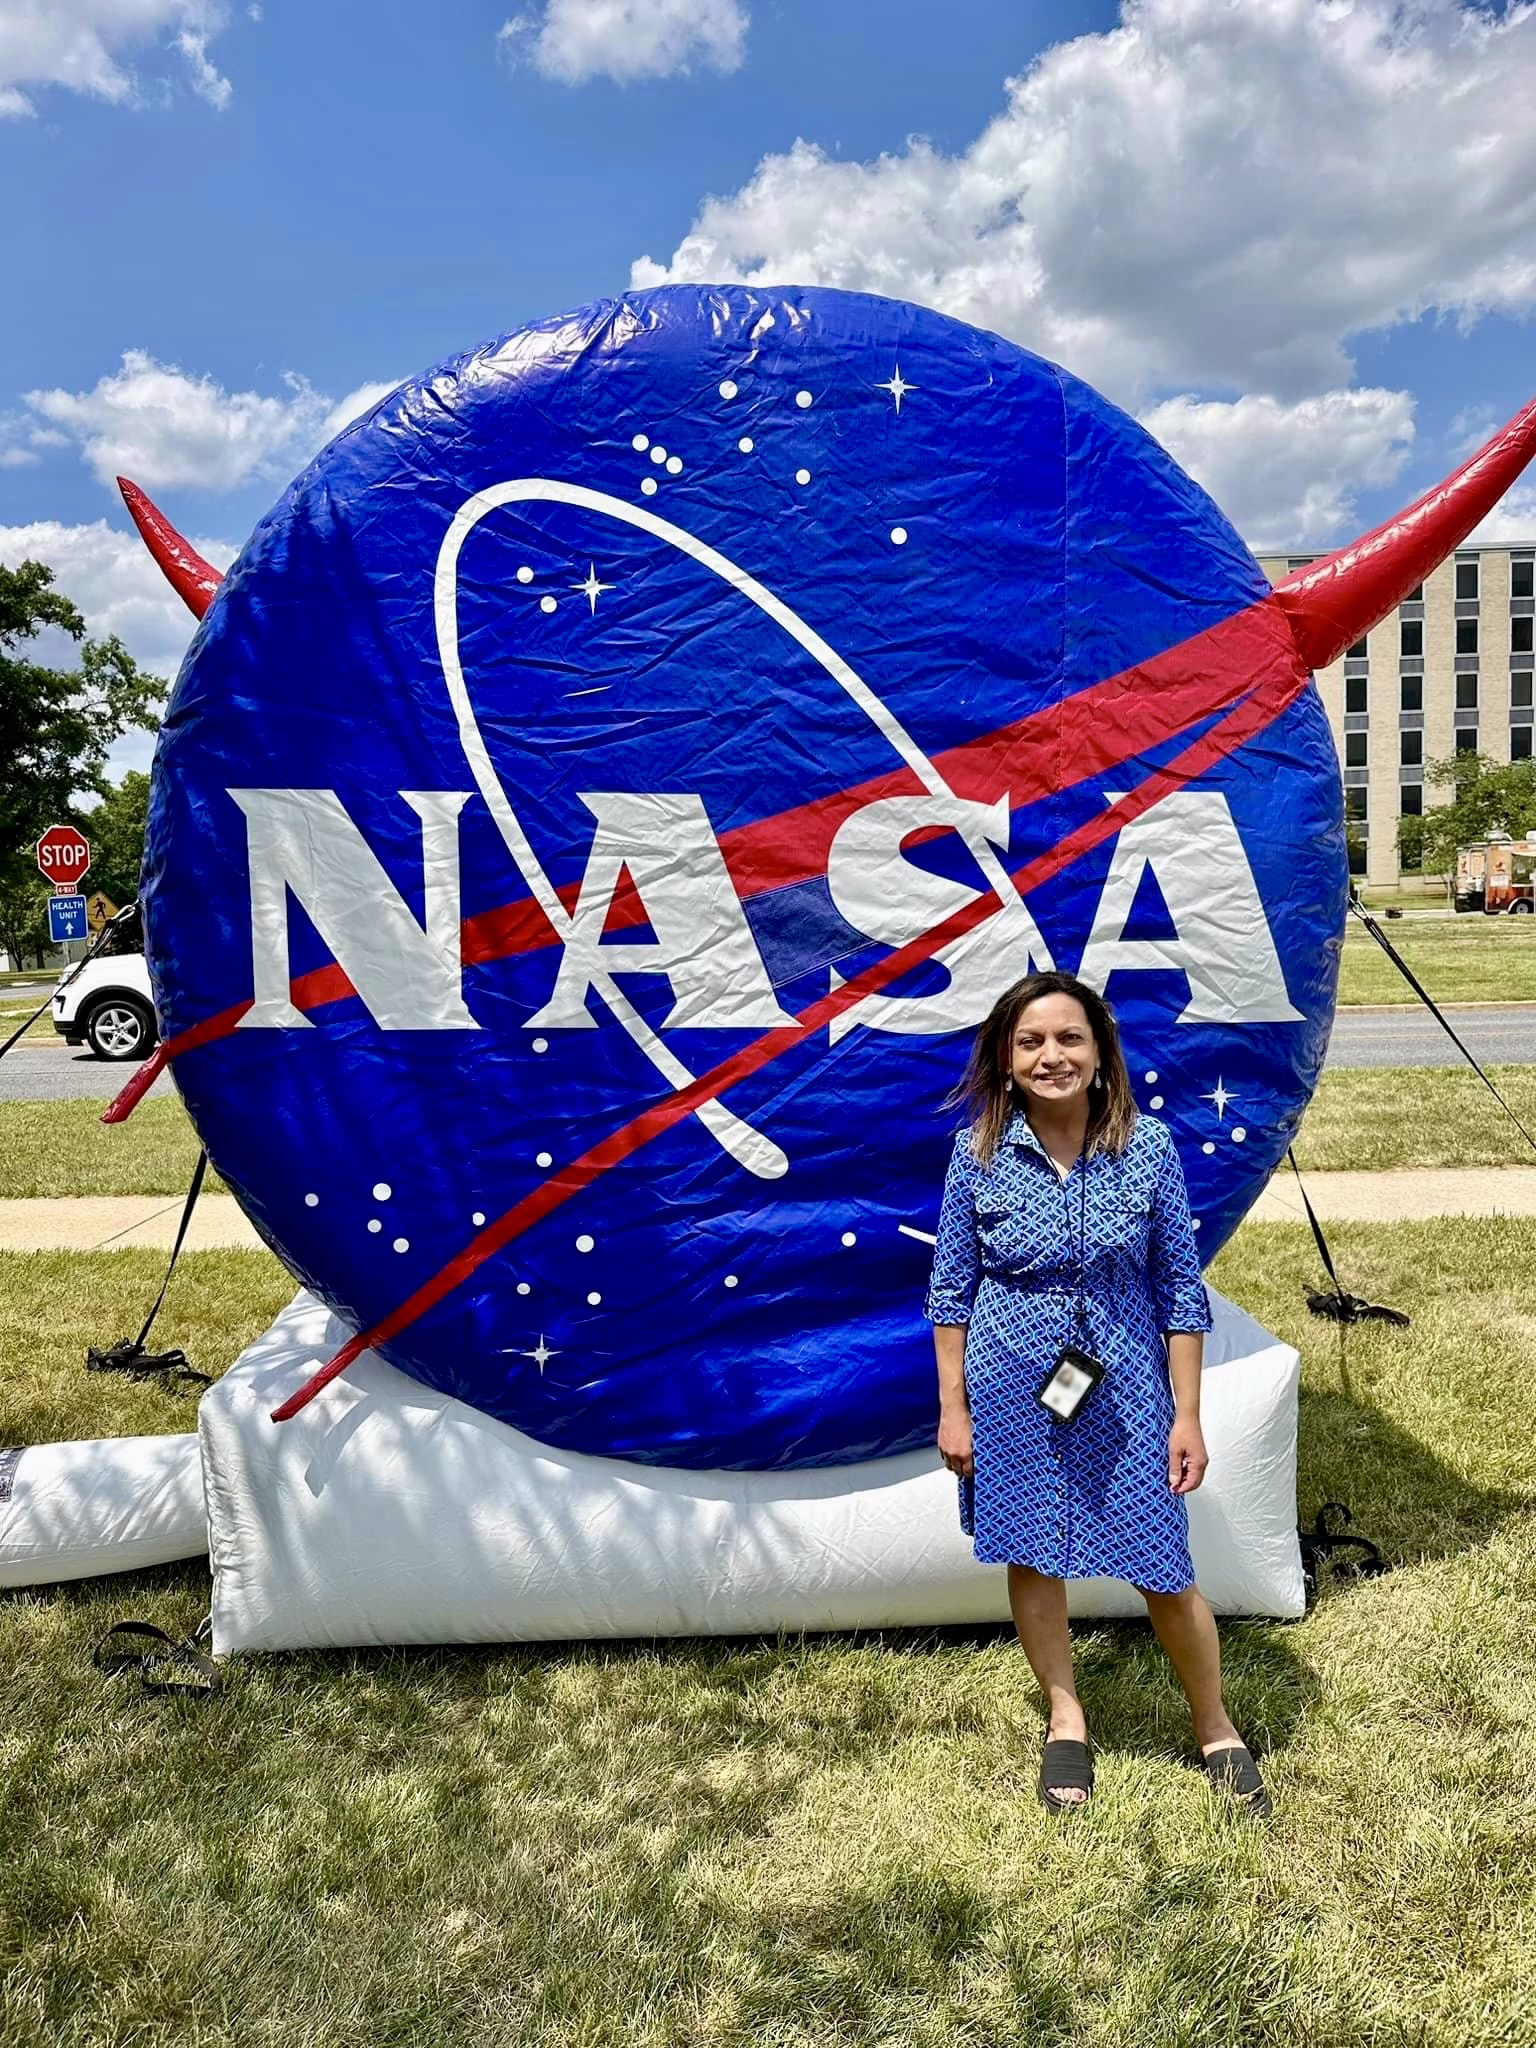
955, 971, 1138, 1166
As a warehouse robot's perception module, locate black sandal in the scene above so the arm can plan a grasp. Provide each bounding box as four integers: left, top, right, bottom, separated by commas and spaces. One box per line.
1199, 1742, 1272, 1819
1038, 1736, 1094, 1813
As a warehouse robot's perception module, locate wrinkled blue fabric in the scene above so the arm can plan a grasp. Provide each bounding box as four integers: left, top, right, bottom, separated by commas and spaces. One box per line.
143, 285, 1343, 1469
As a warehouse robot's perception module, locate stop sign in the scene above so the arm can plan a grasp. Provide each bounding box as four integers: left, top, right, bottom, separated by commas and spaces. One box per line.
35, 824, 91, 890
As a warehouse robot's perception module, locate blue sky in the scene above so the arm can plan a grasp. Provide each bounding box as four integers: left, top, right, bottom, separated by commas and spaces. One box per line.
2, 0, 1535, 721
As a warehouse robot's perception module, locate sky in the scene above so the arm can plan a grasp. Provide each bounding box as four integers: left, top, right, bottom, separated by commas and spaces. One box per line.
3, 0, 1536, 777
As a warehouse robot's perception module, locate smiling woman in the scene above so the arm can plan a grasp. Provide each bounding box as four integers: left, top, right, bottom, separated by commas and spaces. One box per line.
930, 969, 1267, 1815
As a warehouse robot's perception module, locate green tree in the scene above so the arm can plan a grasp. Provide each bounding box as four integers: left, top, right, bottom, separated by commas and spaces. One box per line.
1395, 810, 1425, 874
81, 770, 151, 907
0, 560, 163, 873
1418, 752, 1536, 876
0, 855, 52, 970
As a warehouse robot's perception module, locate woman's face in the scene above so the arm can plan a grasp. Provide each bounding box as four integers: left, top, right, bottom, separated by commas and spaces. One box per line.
1009, 993, 1099, 1107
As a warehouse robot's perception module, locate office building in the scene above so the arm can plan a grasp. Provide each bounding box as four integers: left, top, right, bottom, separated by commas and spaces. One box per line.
1254, 544, 1535, 886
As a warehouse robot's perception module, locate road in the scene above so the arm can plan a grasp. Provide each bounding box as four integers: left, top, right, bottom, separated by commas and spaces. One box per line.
1325, 1003, 1536, 1069
0, 1038, 173, 1102
2, 1002, 1533, 1099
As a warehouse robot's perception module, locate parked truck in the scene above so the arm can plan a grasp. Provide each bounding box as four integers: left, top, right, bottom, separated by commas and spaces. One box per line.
1454, 834, 1536, 914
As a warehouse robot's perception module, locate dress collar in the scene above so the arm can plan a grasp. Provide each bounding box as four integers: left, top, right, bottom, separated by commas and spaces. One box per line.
1003, 1107, 1092, 1166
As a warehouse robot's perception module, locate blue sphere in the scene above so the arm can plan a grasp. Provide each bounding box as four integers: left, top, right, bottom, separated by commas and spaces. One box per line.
144, 286, 1343, 1468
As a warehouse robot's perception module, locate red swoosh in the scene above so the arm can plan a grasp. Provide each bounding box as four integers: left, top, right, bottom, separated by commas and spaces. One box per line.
272, 606, 1308, 1421
125, 583, 1294, 1120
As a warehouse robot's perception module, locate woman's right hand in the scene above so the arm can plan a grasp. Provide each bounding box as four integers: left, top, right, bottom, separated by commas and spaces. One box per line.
937, 1408, 974, 1479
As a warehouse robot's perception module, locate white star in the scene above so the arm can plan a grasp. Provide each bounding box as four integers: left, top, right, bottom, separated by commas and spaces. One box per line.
1202, 1078, 1235, 1120
570, 564, 613, 615
505, 1332, 560, 1373
875, 365, 917, 413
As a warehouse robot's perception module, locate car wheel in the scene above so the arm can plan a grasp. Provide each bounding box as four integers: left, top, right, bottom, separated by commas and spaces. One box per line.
1511, 899, 1533, 915
83, 997, 155, 1061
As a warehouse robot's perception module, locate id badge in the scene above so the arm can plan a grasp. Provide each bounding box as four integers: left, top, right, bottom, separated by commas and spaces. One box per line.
1035, 1343, 1105, 1423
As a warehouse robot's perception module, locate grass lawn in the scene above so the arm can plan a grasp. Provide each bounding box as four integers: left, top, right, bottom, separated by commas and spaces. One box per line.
1337, 915, 1536, 1007
0, 999, 54, 1039
3, 1222, 1535, 2046
1294, 1063, 1536, 1171
0, 1099, 225, 1199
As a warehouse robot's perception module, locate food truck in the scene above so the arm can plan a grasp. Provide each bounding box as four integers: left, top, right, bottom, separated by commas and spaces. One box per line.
1454, 834, 1536, 913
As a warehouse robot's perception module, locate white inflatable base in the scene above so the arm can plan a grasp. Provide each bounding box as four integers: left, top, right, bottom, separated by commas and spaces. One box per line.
0, 1434, 207, 1587
201, 1290, 1303, 1654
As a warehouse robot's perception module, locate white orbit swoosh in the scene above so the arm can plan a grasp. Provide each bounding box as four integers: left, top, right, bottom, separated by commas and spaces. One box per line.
433, 479, 1035, 1179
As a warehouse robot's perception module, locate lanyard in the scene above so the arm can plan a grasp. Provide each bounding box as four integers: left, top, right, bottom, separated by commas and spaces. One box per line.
1054, 1151, 1091, 1347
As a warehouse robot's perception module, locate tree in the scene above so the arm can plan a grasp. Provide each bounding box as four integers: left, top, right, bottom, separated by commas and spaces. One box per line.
0, 855, 52, 969
0, 560, 164, 873
82, 770, 151, 907
1395, 810, 1425, 875
1417, 752, 1536, 876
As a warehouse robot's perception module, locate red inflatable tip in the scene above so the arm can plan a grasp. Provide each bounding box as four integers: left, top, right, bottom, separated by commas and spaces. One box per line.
100, 1043, 170, 1124
1274, 397, 1536, 672
117, 477, 224, 619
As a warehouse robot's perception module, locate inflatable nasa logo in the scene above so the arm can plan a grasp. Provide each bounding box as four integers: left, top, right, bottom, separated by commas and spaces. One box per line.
137, 287, 1383, 1467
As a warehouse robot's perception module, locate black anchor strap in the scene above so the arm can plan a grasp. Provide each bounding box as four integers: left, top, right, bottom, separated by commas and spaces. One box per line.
1349, 898, 1536, 1157
86, 1152, 212, 1391
92, 1617, 221, 1697
1286, 1149, 1409, 1327
1298, 1502, 1387, 1603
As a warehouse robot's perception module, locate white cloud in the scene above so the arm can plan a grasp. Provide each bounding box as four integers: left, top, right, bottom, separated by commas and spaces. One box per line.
500, 0, 747, 84
0, 518, 235, 679
0, 2, 233, 117
1140, 388, 1417, 551
634, 0, 1536, 408
23, 353, 402, 494
1467, 482, 1536, 546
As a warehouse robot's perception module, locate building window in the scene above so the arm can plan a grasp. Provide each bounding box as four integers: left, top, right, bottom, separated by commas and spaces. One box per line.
1456, 674, 1479, 710
1345, 732, 1368, 767
1404, 583, 1424, 603
1456, 560, 1480, 601
1401, 620, 1424, 658
1400, 783, 1423, 816
1400, 730, 1423, 766
1347, 638, 1368, 659
1400, 674, 1423, 711
1512, 560, 1534, 600
1514, 726, 1533, 762
1514, 672, 1534, 709
1343, 788, 1367, 820
1513, 617, 1534, 656
1456, 729, 1478, 753
1345, 675, 1368, 715
1456, 618, 1479, 655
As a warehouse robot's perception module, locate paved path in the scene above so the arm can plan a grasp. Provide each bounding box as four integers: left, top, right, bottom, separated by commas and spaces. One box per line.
0, 1194, 264, 1251
3, 1170, 1536, 1252
1246, 1165, 1536, 1223
1326, 1004, 1536, 1068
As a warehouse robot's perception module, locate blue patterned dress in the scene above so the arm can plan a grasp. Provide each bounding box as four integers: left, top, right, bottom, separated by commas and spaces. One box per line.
926, 1111, 1212, 1593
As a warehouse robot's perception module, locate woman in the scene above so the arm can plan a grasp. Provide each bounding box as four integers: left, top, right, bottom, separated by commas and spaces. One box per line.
928, 970, 1270, 1817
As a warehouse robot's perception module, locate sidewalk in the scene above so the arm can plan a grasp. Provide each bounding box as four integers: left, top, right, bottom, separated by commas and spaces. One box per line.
0, 1194, 265, 1251
2, 1170, 1536, 1251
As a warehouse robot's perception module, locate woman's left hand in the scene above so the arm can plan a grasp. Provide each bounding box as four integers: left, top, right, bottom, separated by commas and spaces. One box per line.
1167, 1415, 1209, 1495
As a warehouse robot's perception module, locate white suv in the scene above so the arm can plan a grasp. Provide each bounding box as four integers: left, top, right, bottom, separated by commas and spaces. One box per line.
52, 913, 159, 1061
